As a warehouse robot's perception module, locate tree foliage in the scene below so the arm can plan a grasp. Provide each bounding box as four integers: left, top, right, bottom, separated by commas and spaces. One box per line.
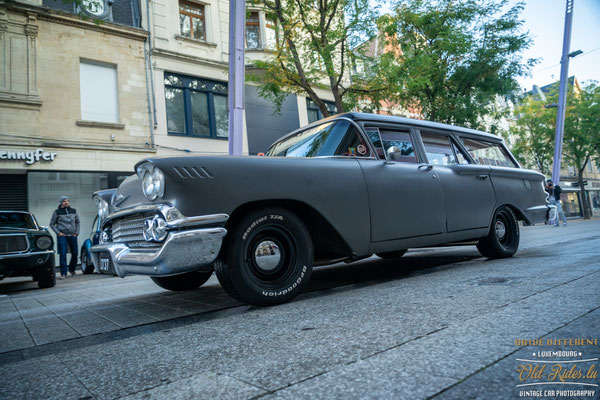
563, 82, 600, 219
248, 0, 379, 117
375, 0, 535, 127
510, 82, 600, 219
510, 98, 555, 175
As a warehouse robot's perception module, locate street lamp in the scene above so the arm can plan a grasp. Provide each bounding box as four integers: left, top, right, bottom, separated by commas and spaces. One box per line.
551, 0, 583, 185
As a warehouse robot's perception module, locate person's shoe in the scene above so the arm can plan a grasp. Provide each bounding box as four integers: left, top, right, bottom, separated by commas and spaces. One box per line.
554, 224, 560, 227
563, 222, 567, 226
70, 271, 77, 277
58, 275, 66, 280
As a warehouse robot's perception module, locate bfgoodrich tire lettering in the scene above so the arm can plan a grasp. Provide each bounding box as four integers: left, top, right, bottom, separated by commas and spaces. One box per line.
477, 206, 520, 259
216, 208, 313, 306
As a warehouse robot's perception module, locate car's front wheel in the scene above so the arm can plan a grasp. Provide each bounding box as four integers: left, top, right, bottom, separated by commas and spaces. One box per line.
215, 208, 314, 306
37, 256, 56, 288
477, 206, 519, 259
151, 270, 213, 291
80, 249, 95, 274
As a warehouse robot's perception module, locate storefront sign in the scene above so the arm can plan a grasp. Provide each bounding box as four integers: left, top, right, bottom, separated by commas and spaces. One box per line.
0, 149, 57, 165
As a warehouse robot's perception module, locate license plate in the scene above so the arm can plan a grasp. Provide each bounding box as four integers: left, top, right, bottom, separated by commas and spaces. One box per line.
99, 254, 113, 273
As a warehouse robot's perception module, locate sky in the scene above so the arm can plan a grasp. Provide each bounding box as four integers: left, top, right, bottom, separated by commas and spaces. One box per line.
515, 0, 600, 91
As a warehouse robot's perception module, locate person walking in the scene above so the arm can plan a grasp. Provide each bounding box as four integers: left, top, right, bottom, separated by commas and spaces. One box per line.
545, 180, 568, 227
50, 196, 80, 279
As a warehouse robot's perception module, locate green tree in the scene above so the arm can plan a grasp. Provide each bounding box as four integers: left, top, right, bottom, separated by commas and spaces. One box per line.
376, 0, 535, 127
563, 82, 600, 219
248, 0, 380, 116
509, 98, 555, 175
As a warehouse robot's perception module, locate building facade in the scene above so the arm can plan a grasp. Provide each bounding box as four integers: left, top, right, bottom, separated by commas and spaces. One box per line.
0, 0, 154, 244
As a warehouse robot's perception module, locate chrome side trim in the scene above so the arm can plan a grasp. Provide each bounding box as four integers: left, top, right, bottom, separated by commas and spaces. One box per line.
103, 204, 228, 228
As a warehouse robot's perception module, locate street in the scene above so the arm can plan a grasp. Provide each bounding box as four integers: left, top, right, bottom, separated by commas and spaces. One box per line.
1, 219, 599, 400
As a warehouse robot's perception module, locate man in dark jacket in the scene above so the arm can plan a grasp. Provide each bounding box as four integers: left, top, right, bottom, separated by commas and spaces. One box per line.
545, 180, 568, 227
50, 196, 80, 278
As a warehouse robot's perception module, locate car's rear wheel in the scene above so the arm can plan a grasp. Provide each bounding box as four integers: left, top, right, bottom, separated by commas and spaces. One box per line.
477, 206, 519, 258
151, 270, 213, 291
37, 256, 56, 288
215, 208, 313, 306
80, 250, 95, 274
376, 249, 407, 259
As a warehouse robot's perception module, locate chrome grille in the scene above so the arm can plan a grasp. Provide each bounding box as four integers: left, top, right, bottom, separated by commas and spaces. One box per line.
0, 234, 29, 254
110, 212, 161, 249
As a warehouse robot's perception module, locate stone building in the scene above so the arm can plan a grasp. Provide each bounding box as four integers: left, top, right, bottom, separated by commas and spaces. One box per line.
0, 0, 154, 238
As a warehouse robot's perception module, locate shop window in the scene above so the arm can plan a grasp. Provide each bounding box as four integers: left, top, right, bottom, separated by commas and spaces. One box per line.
179, 1, 206, 41
562, 192, 582, 218
307, 98, 337, 124
79, 61, 118, 123
164, 73, 228, 139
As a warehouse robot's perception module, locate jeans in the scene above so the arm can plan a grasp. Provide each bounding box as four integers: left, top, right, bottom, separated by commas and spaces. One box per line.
548, 198, 567, 225
57, 235, 78, 275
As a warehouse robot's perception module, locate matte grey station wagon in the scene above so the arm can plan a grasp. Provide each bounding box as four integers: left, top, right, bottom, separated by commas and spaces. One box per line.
90, 113, 556, 306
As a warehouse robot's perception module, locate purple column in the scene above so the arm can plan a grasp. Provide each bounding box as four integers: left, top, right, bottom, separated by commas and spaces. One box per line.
228, 0, 245, 155
551, 0, 574, 185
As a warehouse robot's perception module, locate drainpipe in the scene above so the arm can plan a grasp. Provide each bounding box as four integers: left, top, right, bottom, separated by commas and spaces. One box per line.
145, 0, 158, 141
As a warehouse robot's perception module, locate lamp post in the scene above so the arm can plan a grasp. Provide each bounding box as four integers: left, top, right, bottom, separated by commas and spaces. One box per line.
551, 0, 581, 185
228, 0, 245, 156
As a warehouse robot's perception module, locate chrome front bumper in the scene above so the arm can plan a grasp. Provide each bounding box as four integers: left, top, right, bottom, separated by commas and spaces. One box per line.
90, 205, 228, 278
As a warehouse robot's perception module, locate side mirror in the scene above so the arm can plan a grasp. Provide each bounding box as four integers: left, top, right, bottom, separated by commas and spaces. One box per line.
385, 146, 399, 164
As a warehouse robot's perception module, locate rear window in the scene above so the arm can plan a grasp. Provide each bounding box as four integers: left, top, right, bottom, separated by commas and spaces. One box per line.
267, 120, 371, 158
460, 138, 517, 168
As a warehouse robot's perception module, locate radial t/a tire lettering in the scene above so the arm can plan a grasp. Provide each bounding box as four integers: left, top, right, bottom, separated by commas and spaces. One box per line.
477, 206, 519, 259
215, 208, 313, 306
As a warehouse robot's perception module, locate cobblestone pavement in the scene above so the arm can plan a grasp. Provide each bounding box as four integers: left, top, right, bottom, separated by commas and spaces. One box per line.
1, 219, 599, 399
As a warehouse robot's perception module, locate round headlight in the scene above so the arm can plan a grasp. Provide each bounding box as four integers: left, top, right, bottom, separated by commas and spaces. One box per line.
142, 170, 156, 199
36, 236, 52, 250
98, 199, 109, 219
151, 168, 164, 197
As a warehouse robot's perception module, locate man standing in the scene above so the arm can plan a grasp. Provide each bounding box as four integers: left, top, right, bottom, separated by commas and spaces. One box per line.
50, 196, 80, 279
546, 180, 568, 227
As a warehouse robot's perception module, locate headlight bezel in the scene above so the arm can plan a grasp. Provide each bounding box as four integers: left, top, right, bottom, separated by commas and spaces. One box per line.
93, 195, 109, 220
137, 162, 165, 201
35, 235, 52, 250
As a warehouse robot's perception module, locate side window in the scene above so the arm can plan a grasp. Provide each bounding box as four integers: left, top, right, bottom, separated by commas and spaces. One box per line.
420, 132, 457, 166
451, 142, 469, 164
267, 120, 371, 158
364, 127, 417, 162
460, 138, 517, 168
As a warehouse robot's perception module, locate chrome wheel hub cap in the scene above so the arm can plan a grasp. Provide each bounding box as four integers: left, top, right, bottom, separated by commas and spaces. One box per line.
495, 221, 506, 240
254, 240, 281, 272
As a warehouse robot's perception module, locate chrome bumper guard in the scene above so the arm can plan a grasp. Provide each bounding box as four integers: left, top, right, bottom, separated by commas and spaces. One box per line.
90, 205, 228, 278
547, 205, 557, 223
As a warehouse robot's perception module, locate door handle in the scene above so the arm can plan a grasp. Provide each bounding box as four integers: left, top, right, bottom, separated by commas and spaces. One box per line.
419, 165, 433, 171
477, 174, 489, 180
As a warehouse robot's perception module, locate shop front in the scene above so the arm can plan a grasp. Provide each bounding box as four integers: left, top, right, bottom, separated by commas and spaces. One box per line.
1, 145, 154, 264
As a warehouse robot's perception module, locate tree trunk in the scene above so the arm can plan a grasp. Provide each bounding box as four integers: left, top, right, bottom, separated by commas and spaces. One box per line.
578, 169, 591, 219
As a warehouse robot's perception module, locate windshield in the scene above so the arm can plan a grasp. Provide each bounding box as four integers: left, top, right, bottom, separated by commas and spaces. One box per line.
267, 120, 372, 158
0, 212, 38, 230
